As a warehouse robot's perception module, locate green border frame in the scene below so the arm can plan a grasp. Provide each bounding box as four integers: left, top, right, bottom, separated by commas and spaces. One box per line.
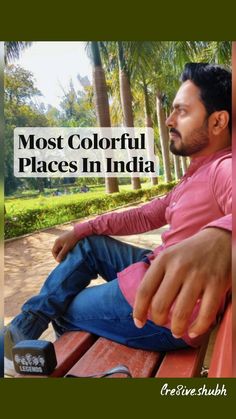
1, 1, 236, 40
1, 3, 235, 415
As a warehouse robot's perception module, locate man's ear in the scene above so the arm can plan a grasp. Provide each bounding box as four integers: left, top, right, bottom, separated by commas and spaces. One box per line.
209, 111, 229, 135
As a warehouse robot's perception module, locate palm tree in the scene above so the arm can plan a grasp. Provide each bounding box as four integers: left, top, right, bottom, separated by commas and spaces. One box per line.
117, 42, 141, 190
4, 42, 32, 63
178, 41, 231, 66
91, 41, 232, 188
131, 41, 174, 183
173, 155, 182, 180
101, 41, 159, 188
180, 157, 188, 175
89, 42, 119, 193
156, 92, 172, 182
140, 72, 158, 185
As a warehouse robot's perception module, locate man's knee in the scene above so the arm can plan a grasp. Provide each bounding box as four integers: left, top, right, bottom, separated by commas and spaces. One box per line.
81, 235, 113, 250
70, 235, 112, 264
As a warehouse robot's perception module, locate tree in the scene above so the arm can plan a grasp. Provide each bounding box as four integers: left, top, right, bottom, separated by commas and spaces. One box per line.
156, 93, 172, 182
141, 41, 232, 182
59, 79, 96, 127
5, 65, 49, 195
119, 41, 173, 183
5, 65, 41, 104
173, 155, 182, 180
88, 42, 119, 194
142, 79, 158, 185
4, 42, 32, 64
100, 41, 159, 187
181, 157, 188, 175
117, 42, 141, 190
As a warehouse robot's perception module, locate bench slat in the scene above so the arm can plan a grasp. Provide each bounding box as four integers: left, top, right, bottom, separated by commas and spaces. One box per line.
155, 338, 209, 377
66, 337, 162, 378
208, 303, 232, 378
15, 301, 231, 378
50, 331, 97, 377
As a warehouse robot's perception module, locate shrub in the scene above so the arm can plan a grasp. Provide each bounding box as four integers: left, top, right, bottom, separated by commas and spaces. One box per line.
5, 182, 176, 239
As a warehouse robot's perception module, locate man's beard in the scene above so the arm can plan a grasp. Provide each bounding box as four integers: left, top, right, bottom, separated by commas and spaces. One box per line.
169, 125, 210, 157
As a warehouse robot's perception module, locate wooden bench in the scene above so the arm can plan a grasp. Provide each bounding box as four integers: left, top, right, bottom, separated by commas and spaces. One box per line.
16, 302, 232, 378
208, 301, 232, 377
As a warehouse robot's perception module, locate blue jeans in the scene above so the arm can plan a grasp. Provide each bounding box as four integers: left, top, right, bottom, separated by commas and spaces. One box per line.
10, 235, 188, 351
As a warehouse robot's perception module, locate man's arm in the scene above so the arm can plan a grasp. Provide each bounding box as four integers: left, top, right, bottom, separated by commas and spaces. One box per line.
133, 158, 232, 339
133, 226, 231, 338
52, 192, 172, 262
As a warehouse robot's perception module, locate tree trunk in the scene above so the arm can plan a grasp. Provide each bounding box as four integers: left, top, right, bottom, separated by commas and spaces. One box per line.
173, 155, 182, 180
181, 156, 188, 175
91, 42, 119, 194
118, 43, 141, 190
37, 179, 45, 193
156, 94, 172, 183
143, 83, 158, 186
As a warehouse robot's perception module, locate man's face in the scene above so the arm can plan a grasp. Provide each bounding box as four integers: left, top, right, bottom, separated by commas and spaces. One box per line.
166, 80, 210, 157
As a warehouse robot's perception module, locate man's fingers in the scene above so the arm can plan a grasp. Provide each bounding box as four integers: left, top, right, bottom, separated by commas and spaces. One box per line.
150, 272, 182, 326
170, 279, 202, 338
133, 258, 165, 328
188, 287, 223, 338
52, 241, 62, 260
56, 245, 69, 262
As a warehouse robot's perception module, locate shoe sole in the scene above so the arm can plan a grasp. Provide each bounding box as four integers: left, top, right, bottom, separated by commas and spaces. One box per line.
4, 357, 17, 377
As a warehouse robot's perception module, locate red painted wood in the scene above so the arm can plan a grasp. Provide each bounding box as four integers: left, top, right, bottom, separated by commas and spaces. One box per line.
208, 303, 232, 377
15, 302, 231, 379
16, 331, 96, 378
66, 337, 162, 378
50, 331, 97, 377
155, 338, 209, 377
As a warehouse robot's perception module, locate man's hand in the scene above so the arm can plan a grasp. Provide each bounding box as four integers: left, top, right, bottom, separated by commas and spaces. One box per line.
133, 228, 231, 338
52, 230, 79, 262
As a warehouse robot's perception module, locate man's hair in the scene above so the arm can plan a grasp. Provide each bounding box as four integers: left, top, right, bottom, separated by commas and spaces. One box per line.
181, 63, 232, 133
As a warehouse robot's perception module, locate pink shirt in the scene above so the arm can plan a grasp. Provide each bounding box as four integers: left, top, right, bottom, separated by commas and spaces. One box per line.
74, 147, 232, 346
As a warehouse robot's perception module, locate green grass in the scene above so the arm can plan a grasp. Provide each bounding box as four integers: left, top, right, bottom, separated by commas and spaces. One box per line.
5, 182, 156, 214
5, 181, 176, 239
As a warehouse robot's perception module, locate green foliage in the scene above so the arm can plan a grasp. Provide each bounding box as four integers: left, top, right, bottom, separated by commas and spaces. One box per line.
5, 42, 231, 197
5, 65, 41, 104
4, 42, 32, 64
4, 64, 49, 195
4, 64, 96, 196
59, 79, 96, 126
5, 182, 176, 239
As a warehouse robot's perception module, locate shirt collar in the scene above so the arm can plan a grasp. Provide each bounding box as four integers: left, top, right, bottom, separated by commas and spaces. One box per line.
186, 146, 231, 176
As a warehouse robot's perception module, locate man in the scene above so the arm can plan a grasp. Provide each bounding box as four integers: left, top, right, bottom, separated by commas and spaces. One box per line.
4, 63, 231, 375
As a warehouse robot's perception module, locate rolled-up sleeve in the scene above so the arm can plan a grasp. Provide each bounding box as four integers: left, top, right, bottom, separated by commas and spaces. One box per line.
74, 191, 172, 238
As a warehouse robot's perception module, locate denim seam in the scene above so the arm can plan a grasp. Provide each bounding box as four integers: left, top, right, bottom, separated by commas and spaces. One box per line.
65, 314, 133, 322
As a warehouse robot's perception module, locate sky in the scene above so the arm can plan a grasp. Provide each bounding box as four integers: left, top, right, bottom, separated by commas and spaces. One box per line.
15, 42, 92, 109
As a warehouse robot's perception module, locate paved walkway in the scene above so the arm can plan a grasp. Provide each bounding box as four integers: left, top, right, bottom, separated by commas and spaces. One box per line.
4, 203, 166, 341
